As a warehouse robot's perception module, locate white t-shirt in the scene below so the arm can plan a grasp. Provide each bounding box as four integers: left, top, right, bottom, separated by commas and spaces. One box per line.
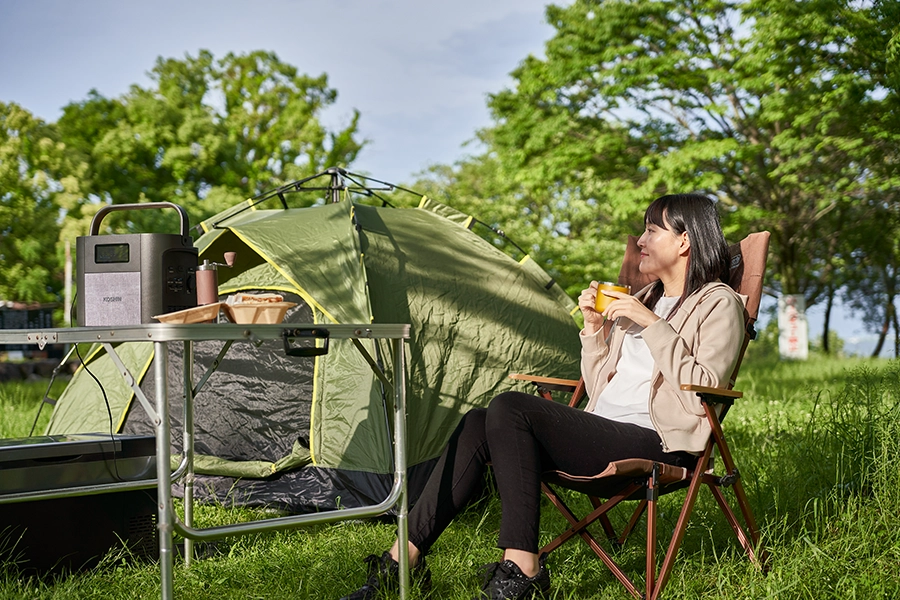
590, 295, 682, 430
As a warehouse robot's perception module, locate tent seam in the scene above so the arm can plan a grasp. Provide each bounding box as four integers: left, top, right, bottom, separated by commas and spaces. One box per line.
218, 284, 299, 296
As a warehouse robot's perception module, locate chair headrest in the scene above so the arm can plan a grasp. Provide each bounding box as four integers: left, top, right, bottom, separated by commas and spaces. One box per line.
617, 235, 654, 291
729, 232, 770, 321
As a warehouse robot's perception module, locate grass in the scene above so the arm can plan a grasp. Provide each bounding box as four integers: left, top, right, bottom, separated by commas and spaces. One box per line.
0, 379, 61, 439
1, 352, 899, 598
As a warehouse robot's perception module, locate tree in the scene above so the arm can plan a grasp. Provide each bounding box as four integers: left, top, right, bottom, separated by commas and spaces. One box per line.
54, 50, 365, 237
840, 197, 900, 358
415, 0, 899, 343
743, 0, 900, 347
840, 0, 900, 355
2, 51, 365, 308
0, 103, 72, 303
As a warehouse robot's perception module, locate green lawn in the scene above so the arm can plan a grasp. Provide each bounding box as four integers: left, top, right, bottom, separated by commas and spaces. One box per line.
1, 351, 898, 599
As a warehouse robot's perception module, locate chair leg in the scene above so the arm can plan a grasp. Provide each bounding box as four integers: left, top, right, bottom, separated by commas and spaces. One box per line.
648, 445, 713, 600
704, 402, 768, 571
708, 481, 763, 566
592, 495, 647, 549
619, 500, 647, 547
645, 463, 659, 596
541, 482, 645, 599
597, 512, 619, 545
541, 483, 615, 556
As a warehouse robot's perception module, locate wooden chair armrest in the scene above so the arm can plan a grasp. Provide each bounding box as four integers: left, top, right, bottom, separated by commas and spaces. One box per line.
509, 374, 580, 392
680, 384, 743, 399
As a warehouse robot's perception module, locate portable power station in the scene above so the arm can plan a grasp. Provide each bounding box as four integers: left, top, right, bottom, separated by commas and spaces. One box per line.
76, 202, 198, 326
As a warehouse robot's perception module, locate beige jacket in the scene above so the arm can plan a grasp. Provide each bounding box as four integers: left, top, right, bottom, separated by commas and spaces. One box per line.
581, 281, 746, 454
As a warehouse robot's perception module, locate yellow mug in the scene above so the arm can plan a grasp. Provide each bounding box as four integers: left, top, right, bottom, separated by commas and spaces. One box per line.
594, 282, 631, 313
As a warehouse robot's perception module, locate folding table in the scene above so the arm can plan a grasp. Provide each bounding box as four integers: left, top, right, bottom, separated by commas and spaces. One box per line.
0, 323, 412, 599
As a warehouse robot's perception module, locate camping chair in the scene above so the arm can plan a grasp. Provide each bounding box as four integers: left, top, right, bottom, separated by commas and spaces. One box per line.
510, 231, 770, 599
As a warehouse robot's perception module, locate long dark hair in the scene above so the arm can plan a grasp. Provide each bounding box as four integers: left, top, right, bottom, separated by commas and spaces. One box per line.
641, 193, 730, 313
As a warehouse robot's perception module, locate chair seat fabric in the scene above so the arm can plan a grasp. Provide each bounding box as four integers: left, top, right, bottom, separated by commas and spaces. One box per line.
543, 458, 693, 498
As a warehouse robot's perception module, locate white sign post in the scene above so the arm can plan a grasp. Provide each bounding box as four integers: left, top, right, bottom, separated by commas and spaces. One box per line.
778, 294, 809, 360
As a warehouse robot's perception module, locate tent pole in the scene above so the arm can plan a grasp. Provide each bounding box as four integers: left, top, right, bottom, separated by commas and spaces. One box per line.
329, 167, 343, 203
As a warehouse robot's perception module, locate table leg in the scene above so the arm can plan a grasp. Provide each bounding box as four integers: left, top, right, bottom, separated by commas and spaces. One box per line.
393, 338, 409, 600
182, 341, 195, 567
155, 342, 174, 600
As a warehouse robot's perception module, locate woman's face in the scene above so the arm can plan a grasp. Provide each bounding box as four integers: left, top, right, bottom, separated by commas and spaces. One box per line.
637, 214, 689, 280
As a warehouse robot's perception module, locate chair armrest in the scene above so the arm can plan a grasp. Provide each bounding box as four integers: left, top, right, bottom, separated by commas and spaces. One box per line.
680, 384, 743, 399
509, 374, 579, 392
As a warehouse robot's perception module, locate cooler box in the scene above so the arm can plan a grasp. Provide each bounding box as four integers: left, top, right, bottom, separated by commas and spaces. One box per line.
0, 433, 158, 574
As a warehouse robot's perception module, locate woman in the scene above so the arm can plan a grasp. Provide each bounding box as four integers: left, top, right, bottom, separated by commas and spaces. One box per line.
339, 193, 746, 600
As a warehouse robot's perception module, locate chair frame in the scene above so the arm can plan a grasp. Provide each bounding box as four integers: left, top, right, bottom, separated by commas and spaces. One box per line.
511, 232, 770, 599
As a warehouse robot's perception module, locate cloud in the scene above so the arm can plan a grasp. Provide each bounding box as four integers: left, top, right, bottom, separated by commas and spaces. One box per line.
434, 10, 551, 80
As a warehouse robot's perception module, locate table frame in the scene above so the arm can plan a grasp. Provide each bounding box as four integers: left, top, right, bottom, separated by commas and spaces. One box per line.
0, 323, 412, 599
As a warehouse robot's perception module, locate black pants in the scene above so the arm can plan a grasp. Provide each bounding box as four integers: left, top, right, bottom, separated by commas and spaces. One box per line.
407, 391, 695, 554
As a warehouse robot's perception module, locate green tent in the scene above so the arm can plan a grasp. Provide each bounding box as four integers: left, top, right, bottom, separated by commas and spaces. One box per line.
47, 193, 581, 512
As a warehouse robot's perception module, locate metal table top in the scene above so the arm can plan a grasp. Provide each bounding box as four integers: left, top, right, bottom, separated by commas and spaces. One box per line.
0, 322, 409, 348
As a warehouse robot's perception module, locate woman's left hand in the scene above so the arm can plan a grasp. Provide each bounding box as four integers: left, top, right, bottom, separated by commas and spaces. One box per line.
601, 291, 661, 329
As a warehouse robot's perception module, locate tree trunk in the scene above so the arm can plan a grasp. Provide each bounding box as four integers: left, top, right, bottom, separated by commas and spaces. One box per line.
889, 266, 898, 359
872, 309, 889, 358
891, 301, 900, 358
822, 289, 834, 354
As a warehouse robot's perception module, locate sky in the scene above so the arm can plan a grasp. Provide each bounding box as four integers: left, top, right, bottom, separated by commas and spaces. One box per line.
0, 0, 557, 184
0, 0, 889, 357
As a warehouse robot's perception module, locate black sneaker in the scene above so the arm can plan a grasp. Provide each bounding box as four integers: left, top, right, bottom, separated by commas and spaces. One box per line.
473, 554, 550, 600
339, 551, 432, 600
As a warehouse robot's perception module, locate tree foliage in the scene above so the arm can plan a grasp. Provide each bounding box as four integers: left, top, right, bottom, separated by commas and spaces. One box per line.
414, 0, 900, 349
4, 13, 899, 354
1, 50, 364, 306
54, 49, 364, 236
0, 103, 80, 303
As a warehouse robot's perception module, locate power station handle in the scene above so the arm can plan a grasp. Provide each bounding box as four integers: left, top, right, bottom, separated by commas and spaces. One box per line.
282, 328, 330, 358
89, 202, 192, 238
